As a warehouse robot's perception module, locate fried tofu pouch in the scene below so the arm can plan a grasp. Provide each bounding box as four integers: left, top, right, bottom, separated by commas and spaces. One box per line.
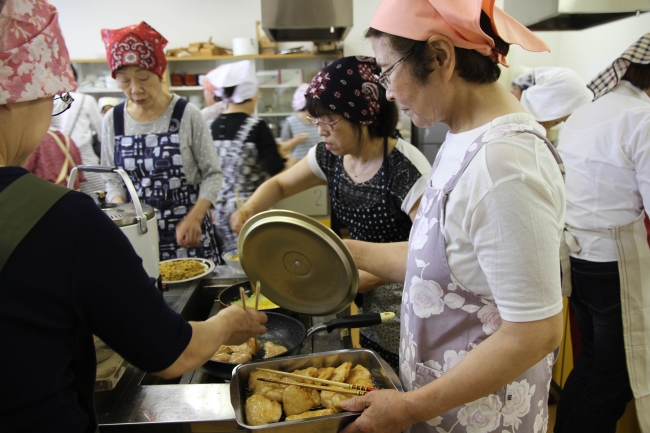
286, 408, 337, 421
245, 393, 282, 426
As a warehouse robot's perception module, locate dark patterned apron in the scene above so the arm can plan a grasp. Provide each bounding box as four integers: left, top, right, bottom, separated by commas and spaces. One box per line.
212, 116, 271, 253
402, 124, 564, 433
332, 137, 409, 370
113, 100, 220, 262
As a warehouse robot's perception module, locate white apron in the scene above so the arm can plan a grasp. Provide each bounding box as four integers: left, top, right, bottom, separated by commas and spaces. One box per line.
562, 212, 650, 431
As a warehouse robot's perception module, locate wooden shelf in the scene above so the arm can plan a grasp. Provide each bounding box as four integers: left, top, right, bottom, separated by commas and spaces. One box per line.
72, 52, 341, 64
168, 86, 204, 91
77, 88, 123, 94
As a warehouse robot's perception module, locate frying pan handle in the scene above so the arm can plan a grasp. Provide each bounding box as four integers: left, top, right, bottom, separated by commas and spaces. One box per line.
305, 312, 395, 339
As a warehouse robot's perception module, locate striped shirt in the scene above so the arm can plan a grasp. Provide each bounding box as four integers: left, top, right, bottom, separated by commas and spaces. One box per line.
280, 114, 321, 160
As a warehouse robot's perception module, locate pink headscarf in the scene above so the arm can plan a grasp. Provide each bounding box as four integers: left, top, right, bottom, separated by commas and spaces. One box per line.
0, 0, 76, 105
370, 0, 549, 66
292, 83, 309, 111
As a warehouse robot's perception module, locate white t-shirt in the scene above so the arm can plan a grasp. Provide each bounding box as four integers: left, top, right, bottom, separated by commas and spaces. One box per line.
558, 81, 650, 262
433, 113, 565, 322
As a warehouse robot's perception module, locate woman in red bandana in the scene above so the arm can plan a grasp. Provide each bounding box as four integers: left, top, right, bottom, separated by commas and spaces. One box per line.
100, 22, 223, 263
336, 1, 566, 433
0, 5, 266, 432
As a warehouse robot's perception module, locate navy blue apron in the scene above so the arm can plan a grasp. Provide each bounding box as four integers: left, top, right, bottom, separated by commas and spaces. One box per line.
113, 99, 220, 262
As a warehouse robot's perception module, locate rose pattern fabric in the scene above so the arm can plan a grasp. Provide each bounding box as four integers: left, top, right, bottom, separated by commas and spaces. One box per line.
400, 124, 558, 432
0, 0, 76, 104
101, 21, 168, 78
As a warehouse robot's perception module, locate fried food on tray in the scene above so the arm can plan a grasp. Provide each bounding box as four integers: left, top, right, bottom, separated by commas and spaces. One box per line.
264, 341, 288, 358
285, 408, 337, 421
282, 385, 319, 416
245, 393, 282, 426
244, 361, 377, 425
159, 259, 205, 281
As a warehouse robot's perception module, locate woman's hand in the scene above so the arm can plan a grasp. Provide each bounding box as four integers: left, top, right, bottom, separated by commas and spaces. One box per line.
230, 209, 249, 234
339, 389, 416, 433
212, 305, 268, 345
176, 215, 203, 247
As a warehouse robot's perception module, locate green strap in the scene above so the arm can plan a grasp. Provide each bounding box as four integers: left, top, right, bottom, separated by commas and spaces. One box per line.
0, 174, 71, 273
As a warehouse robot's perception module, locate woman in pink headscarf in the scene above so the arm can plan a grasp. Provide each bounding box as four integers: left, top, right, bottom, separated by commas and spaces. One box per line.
339, 1, 565, 432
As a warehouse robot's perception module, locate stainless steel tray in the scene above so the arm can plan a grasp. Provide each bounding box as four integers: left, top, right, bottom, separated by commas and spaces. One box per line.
230, 349, 403, 433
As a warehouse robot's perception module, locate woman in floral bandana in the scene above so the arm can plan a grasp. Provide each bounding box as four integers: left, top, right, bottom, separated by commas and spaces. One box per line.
335, 1, 566, 433
100, 22, 223, 263
0, 3, 266, 432
231, 56, 432, 371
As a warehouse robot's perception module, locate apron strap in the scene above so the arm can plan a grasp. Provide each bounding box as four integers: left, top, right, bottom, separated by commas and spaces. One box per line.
113, 102, 126, 137
0, 174, 71, 273
47, 131, 77, 185
168, 98, 188, 133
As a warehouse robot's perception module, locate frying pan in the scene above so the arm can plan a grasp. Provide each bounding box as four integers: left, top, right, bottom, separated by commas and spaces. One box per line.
201, 311, 395, 380
218, 281, 281, 311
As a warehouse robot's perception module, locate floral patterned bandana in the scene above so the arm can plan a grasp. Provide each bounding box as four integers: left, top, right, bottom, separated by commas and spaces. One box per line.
588, 32, 650, 101
306, 56, 382, 125
0, 0, 76, 105
101, 21, 168, 79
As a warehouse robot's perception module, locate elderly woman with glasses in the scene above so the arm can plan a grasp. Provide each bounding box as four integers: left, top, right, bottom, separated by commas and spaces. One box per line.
231, 56, 431, 370
0, 2, 267, 431
333, 1, 567, 433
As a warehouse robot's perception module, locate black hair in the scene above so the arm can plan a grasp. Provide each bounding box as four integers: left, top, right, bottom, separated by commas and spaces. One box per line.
220, 85, 252, 104
365, 11, 509, 85
622, 62, 650, 91
71, 64, 78, 82
305, 89, 399, 142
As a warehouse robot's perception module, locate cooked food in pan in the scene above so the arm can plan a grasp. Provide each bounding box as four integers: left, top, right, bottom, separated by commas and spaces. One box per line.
230, 292, 279, 310
244, 362, 375, 426
211, 338, 288, 364
159, 259, 205, 281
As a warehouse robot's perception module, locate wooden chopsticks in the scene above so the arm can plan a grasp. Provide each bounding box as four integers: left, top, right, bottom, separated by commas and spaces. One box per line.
240, 283, 262, 348
256, 367, 375, 392
256, 377, 368, 396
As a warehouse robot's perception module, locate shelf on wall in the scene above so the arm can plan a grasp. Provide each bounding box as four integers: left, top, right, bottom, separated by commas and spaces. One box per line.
71, 52, 341, 64
169, 86, 204, 91
259, 84, 300, 89
77, 88, 123, 94
257, 112, 293, 117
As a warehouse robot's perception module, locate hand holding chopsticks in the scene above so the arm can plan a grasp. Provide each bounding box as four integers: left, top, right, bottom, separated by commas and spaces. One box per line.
256, 367, 375, 392
257, 377, 368, 396
240, 284, 262, 348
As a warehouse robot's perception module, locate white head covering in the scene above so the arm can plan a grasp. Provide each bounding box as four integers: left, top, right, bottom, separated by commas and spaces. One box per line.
520, 67, 592, 122
98, 96, 121, 110
292, 83, 309, 111
205, 60, 259, 103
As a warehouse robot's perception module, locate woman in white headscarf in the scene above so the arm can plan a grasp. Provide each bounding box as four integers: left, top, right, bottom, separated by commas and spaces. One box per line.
207, 60, 286, 252
519, 67, 591, 142
278, 83, 321, 160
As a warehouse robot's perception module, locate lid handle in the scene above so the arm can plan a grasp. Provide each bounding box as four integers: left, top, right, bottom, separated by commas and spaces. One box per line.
305, 312, 396, 339
68, 166, 149, 234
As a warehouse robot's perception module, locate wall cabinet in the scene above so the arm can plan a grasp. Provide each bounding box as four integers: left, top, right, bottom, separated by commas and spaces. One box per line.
72, 53, 341, 137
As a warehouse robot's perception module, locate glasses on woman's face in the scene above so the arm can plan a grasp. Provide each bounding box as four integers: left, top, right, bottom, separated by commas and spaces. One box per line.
374, 51, 412, 91
52, 93, 74, 116
306, 116, 343, 132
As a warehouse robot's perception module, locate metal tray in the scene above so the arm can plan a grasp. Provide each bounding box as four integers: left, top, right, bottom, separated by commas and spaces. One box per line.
230, 349, 403, 433
237, 210, 358, 316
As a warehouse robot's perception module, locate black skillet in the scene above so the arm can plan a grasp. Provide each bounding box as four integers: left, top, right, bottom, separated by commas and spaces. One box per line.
217, 281, 282, 311
201, 311, 394, 380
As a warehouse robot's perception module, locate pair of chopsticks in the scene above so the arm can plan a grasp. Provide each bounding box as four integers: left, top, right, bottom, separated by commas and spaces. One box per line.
240, 281, 261, 347
256, 367, 375, 392
256, 377, 368, 396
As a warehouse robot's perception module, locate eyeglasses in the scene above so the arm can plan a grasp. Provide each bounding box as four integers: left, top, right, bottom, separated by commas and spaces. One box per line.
374, 50, 413, 91
306, 116, 343, 132
52, 93, 74, 116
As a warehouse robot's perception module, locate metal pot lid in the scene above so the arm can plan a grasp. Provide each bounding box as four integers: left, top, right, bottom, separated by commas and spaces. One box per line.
101, 203, 156, 227
238, 210, 358, 316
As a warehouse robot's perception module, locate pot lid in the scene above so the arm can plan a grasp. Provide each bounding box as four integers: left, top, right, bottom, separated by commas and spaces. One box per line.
238, 210, 358, 316
102, 203, 156, 227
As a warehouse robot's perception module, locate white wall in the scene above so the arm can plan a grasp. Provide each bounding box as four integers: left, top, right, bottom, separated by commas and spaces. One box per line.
50, 0, 650, 85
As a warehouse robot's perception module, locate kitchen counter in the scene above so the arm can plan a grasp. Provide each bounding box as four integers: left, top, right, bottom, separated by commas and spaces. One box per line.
97, 265, 353, 432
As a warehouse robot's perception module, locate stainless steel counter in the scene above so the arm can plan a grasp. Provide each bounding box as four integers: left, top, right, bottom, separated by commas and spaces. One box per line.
97, 265, 352, 431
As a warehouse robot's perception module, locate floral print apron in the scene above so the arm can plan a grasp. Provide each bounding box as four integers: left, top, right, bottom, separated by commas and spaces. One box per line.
212, 116, 270, 253
113, 100, 220, 262
402, 123, 564, 433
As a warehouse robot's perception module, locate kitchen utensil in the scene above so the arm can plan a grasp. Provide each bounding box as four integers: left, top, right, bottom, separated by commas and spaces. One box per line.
256, 377, 367, 396
218, 281, 279, 310
237, 210, 358, 316
201, 311, 395, 379
230, 349, 403, 430
67, 166, 160, 281
159, 258, 215, 285
256, 367, 375, 391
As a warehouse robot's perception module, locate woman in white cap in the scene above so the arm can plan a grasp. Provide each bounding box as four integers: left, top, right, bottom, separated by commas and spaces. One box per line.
206, 60, 285, 253
519, 66, 591, 143
0, 2, 267, 431
278, 83, 320, 160
100, 22, 223, 263
555, 33, 650, 433
98, 96, 121, 116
